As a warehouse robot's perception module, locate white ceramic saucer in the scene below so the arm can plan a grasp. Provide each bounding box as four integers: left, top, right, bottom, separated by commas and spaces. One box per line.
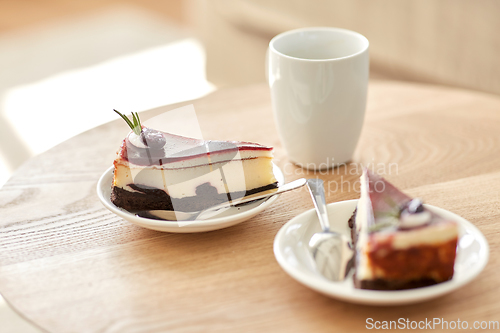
97, 164, 284, 233
273, 199, 489, 306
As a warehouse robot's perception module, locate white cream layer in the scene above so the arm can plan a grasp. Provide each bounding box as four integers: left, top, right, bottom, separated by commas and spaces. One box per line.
371, 224, 458, 250
126, 149, 273, 170
355, 170, 373, 280
114, 156, 276, 199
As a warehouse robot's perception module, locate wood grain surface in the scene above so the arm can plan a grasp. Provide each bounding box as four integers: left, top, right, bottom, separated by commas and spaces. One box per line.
1, 80, 499, 332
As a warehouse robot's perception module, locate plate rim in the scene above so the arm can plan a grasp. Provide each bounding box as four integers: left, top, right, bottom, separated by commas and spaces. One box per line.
97, 163, 285, 232
273, 199, 489, 305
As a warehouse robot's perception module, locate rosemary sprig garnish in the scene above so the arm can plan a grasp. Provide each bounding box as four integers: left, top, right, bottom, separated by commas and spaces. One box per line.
114, 109, 142, 135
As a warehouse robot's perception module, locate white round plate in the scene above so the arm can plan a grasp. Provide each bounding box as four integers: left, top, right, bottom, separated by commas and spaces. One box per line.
97, 164, 284, 233
274, 199, 489, 306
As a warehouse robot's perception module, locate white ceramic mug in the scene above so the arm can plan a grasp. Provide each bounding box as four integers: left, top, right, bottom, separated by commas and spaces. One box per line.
267, 27, 369, 170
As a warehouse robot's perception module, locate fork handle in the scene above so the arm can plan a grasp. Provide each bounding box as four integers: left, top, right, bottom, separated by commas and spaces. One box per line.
306, 178, 331, 232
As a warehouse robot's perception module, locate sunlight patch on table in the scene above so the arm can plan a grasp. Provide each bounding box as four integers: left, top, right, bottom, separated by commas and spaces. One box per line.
2, 39, 215, 156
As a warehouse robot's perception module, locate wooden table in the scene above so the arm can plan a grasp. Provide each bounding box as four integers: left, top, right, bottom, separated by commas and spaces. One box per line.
1, 80, 499, 332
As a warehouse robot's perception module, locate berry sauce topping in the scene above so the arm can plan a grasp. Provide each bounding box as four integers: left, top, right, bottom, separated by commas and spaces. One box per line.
400, 198, 425, 215
140, 128, 166, 149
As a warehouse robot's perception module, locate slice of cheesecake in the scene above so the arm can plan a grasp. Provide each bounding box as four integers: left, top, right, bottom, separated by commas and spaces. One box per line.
348, 169, 458, 290
110, 111, 278, 212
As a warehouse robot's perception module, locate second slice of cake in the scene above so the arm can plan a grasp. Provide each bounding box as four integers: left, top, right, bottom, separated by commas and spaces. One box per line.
349, 169, 459, 290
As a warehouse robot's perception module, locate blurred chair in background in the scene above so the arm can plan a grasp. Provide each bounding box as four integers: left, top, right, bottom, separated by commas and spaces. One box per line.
188, 0, 500, 95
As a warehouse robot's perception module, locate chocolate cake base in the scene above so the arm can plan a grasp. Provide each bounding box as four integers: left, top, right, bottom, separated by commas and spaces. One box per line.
355, 277, 448, 291
111, 182, 278, 212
